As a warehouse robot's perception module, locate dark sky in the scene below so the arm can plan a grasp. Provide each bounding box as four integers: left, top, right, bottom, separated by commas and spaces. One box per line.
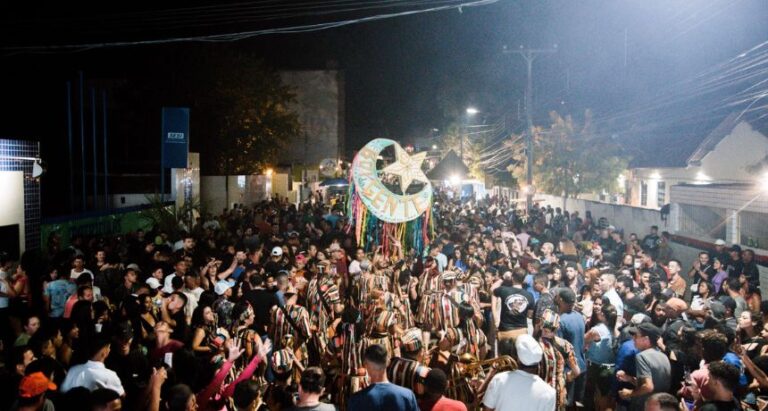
2, 0, 767, 215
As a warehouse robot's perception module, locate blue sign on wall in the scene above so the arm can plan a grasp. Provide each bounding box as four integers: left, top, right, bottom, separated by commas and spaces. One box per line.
161, 107, 190, 169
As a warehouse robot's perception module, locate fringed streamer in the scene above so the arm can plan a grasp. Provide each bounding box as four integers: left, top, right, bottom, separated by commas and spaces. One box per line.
345, 170, 434, 256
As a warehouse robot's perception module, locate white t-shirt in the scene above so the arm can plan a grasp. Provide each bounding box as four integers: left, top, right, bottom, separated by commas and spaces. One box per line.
482, 370, 556, 411
61, 360, 125, 395
70, 268, 94, 282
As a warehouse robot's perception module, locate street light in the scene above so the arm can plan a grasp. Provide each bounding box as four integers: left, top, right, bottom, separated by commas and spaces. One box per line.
466, 107, 479, 115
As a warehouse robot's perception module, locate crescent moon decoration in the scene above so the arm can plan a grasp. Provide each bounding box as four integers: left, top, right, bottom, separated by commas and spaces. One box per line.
347, 138, 435, 255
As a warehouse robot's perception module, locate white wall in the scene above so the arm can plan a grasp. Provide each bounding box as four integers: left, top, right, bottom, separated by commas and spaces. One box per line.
0, 171, 25, 254
110, 194, 151, 208
537, 194, 668, 239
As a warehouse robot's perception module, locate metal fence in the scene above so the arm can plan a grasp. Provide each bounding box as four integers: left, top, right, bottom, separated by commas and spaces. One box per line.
678, 203, 727, 241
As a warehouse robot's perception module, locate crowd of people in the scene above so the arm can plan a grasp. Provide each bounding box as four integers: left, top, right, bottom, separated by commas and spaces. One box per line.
1, 190, 767, 411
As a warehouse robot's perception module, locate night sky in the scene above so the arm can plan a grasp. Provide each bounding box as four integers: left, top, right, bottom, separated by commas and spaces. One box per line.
2, 0, 767, 215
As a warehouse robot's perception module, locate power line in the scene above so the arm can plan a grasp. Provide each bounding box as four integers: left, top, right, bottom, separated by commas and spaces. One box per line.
3, 0, 498, 55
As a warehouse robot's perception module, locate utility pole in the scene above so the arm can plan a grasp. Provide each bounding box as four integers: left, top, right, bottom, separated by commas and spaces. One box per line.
505, 45, 557, 211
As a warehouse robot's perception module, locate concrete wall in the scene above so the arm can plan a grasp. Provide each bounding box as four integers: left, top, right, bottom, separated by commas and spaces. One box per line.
0, 171, 25, 255
279, 70, 342, 166
537, 194, 668, 238
200, 176, 245, 214
539, 192, 768, 293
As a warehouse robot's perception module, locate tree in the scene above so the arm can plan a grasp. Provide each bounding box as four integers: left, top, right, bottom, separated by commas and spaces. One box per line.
527, 110, 628, 208
191, 52, 302, 175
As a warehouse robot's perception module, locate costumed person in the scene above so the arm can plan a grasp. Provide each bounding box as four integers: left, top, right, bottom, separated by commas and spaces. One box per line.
269, 285, 310, 372
537, 309, 581, 411
360, 288, 404, 361
306, 260, 344, 366
387, 327, 431, 396
415, 256, 442, 349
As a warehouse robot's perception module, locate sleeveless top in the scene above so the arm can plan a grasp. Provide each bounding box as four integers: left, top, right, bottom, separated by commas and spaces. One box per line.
586, 323, 615, 365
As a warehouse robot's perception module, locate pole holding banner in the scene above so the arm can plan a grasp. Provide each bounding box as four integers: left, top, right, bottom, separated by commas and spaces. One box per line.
160, 107, 190, 201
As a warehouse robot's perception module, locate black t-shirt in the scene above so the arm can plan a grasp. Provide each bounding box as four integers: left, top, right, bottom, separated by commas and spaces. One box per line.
493, 285, 534, 331
170, 310, 189, 342
244, 288, 280, 335
700, 400, 742, 411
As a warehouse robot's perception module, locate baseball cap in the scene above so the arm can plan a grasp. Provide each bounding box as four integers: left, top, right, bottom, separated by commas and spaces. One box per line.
731, 245, 742, 253
630, 313, 652, 325
515, 334, 543, 366
666, 297, 688, 314
19, 372, 57, 398
126, 263, 142, 272
214, 280, 234, 296
145, 277, 162, 290
271, 246, 283, 257
709, 301, 726, 321
627, 322, 662, 342
715, 239, 726, 246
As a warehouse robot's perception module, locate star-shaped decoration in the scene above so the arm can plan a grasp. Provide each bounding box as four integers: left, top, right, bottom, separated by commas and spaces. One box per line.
382, 144, 429, 192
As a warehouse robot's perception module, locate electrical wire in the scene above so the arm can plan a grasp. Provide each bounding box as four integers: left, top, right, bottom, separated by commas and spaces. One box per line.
3, 0, 497, 54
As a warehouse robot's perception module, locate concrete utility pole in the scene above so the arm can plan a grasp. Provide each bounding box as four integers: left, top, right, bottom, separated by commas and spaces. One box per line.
505, 45, 556, 211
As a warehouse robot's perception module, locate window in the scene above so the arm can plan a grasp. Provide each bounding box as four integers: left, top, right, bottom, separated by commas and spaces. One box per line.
640, 181, 648, 206
657, 181, 666, 207
740, 211, 768, 249
678, 204, 727, 241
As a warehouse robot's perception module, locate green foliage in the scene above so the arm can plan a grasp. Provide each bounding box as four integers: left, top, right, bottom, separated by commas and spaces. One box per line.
440, 123, 486, 180
142, 193, 200, 239
533, 110, 628, 198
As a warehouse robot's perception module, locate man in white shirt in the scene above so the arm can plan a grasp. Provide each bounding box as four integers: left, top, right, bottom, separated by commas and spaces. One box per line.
61, 336, 125, 396
70, 255, 94, 282
599, 273, 624, 318
162, 260, 188, 294
482, 335, 555, 411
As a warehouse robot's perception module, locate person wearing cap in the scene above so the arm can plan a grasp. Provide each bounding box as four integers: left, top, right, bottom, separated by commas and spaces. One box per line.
537, 309, 580, 411
482, 335, 556, 411
212, 279, 236, 329
387, 327, 431, 396
270, 284, 310, 355
15, 371, 56, 411
641, 226, 661, 259
417, 368, 467, 411
617, 323, 671, 410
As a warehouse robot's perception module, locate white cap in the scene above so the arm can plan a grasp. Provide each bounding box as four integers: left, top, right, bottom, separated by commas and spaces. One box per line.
162, 274, 176, 294
715, 239, 726, 246
214, 280, 234, 296
271, 246, 283, 257
145, 277, 162, 290
515, 334, 543, 366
